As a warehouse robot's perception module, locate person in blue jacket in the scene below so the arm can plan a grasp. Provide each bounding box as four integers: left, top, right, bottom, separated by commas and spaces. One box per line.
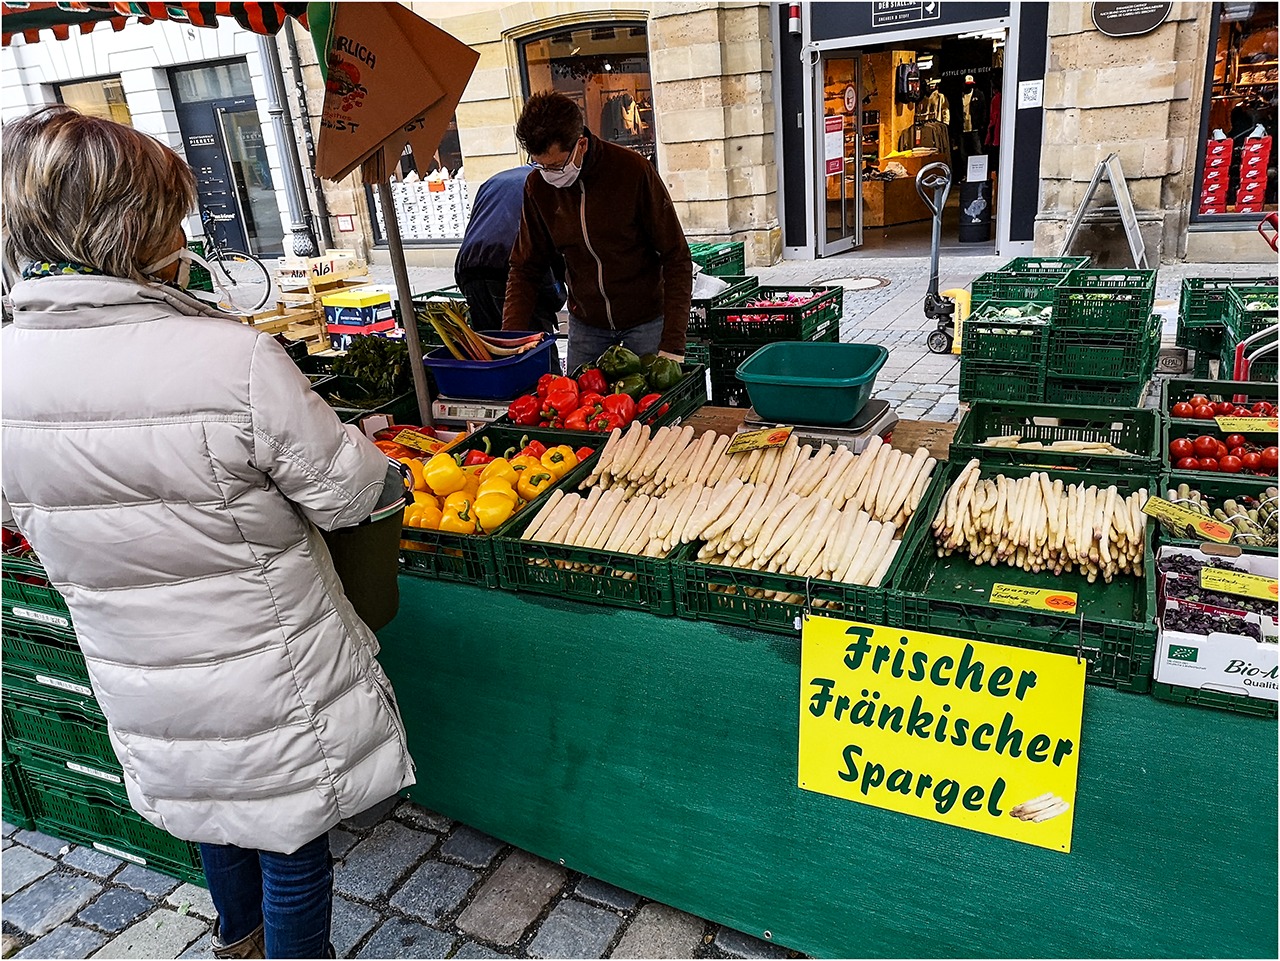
455, 167, 565, 370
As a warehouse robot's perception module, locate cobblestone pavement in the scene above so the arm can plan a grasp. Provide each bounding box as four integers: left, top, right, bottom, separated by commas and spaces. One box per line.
4, 255, 1269, 960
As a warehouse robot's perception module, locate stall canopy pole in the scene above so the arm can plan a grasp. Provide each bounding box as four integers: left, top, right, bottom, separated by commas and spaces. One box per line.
377, 180, 433, 427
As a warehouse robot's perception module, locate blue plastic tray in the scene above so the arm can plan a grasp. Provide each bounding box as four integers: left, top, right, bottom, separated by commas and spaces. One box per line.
423, 332, 554, 400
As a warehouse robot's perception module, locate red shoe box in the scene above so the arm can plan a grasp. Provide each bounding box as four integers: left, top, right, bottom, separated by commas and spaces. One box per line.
1202, 166, 1229, 183
1205, 139, 1234, 160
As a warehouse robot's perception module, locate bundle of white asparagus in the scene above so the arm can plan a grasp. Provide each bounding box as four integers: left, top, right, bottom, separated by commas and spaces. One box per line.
979, 435, 1135, 456
932, 458, 1148, 583
518, 423, 936, 593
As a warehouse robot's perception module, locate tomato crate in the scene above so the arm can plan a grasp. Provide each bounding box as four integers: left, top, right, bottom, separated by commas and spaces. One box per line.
690, 241, 746, 277
958, 358, 1046, 403
708, 285, 843, 343
3, 751, 34, 831
960, 303, 1051, 365
1163, 420, 1279, 482
970, 271, 1065, 304
1047, 312, 1160, 380
1, 614, 88, 683
1155, 473, 1276, 551
1150, 681, 1278, 719
1161, 377, 1277, 421
2, 673, 115, 770
950, 401, 1161, 477
888, 460, 1158, 692
997, 256, 1091, 275
14, 746, 204, 885
688, 275, 759, 338
1052, 269, 1157, 331
709, 324, 839, 408
491, 461, 677, 614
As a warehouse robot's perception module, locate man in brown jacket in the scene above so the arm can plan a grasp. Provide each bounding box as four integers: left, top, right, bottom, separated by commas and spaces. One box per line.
502, 92, 693, 374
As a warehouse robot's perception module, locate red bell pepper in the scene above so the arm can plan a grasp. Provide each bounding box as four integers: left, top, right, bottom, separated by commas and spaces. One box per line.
577, 367, 607, 395
547, 376, 579, 397
536, 373, 557, 401
578, 392, 606, 413
564, 408, 592, 431
637, 393, 662, 415
542, 388, 580, 420
507, 394, 541, 426
601, 393, 637, 426
462, 450, 494, 466
589, 410, 623, 433
575, 446, 595, 461
520, 439, 548, 458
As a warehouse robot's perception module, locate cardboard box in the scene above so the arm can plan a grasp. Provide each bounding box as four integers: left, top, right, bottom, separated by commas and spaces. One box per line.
322, 286, 396, 327
327, 319, 398, 351
1236, 204, 1264, 214
1205, 139, 1233, 159
1201, 166, 1228, 183
1235, 190, 1266, 206
1241, 135, 1273, 155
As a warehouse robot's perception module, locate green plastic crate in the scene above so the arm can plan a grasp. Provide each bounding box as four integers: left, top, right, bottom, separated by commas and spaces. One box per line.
691, 241, 746, 277
997, 256, 1091, 275
1155, 473, 1276, 551
1044, 377, 1149, 407
958, 358, 1046, 403
1, 615, 88, 683
491, 460, 677, 614
710, 323, 839, 408
1047, 312, 1160, 380
185, 240, 213, 294
708, 286, 843, 343
2, 673, 115, 770
1179, 277, 1277, 331
1151, 681, 1278, 719
1163, 420, 1279, 482
1224, 286, 1279, 337
950, 401, 1161, 477
2, 570, 70, 623
3, 752, 35, 830
685, 341, 710, 368
688, 275, 759, 339
970, 272, 1065, 304
889, 460, 1158, 692
961, 302, 1052, 365
1052, 269, 1157, 331
15, 747, 204, 885
1161, 377, 1276, 421
319, 375, 418, 426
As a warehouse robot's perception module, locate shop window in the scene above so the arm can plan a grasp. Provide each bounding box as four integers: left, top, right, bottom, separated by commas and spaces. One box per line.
519, 22, 657, 166
369, 113, 471, 244
171, 60, 254, 103
1195, 3, 1277, 219
56, 76, 132, 125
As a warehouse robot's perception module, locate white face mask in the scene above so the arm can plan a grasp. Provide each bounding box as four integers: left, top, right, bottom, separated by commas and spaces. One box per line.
538, 140, 584, 189
143, 246, 199, 289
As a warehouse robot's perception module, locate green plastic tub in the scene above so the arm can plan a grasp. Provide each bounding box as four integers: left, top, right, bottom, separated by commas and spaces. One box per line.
735, 342, 887, 426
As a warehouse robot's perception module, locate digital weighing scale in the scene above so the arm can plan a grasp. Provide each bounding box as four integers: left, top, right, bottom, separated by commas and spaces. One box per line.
740, 398, 897, 454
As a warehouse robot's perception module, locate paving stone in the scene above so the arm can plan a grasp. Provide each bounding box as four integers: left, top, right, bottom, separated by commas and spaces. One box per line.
91, 908, 207, 959
528, 899, 624, 959
342, 795, 400, 831
14, 924, 107, 959
329, 825, 361, 861
390, 859, 479, 922
354, 918, 454, 959
456, 849, 566, 947
395, 800, 452, 833
2, 933, 21, 958
574, 877, 640, 912
13, 829, 68, 858
113, 863, 179, 897
77, 886, 154, 933
3, 820, 18, 837
714, 925, 792, 959
333, 821, 435, 902
163, 883, 216, 920
4, 872, 102, 936
612, 902, 706, 958
61, 846, 124, 879
439, 826, 505, 869
2, 837, 11, 849
176, 932, 214, 959
451, 941, 513, 959
2, 846, 57, 896
331, 894, 378, 958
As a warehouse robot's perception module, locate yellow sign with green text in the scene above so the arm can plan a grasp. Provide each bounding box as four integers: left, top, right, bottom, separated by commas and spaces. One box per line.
799, 617, 1086, 853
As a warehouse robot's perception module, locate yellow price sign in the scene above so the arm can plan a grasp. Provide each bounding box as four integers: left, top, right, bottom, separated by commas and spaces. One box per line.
393, 430, 446, 455
1199, 567, 1278, 602
726, 426, 793, 455
1214, 416, 1278, 434
799, 618, 1085, 853
1142, 495, 1233, 544
989, 584, 1078, 614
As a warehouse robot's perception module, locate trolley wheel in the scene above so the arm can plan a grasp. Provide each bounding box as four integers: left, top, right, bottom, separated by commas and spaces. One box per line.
927, 328, 953, 354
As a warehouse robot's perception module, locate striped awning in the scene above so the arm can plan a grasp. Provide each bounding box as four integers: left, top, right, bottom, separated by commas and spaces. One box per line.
1, 2, 309, 45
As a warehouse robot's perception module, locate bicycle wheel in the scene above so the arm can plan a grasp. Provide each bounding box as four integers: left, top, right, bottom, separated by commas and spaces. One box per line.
208, 251, 273, 314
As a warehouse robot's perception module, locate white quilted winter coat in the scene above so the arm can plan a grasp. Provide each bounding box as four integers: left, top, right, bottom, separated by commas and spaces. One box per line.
1, 275, 415, 854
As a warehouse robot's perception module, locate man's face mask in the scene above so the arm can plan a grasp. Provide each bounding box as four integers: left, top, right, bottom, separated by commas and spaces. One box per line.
143, 246, 200, 290
535, 138, 585, 189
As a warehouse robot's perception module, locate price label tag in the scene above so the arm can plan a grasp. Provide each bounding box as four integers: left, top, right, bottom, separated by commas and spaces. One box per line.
393, 430, 446, 455
1142, 496, 1234, 543
726, 426, 793, 455
1199, 567, 1279, 601
989, 583, 1078, 614
1214, 416, 1278, 434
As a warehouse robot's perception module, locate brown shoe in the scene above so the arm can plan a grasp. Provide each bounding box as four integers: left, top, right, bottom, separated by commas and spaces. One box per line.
211, 921, 265, 959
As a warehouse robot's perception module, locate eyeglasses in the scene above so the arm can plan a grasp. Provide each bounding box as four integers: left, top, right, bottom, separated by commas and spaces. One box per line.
527, 137, 585, 172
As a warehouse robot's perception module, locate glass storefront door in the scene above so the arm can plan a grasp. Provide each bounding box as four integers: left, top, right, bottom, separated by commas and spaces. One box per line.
817, 56, 862, 255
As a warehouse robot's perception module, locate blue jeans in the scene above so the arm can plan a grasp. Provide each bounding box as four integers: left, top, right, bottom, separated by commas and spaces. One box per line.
200, 833, 333, 958
566, 316, 663, 376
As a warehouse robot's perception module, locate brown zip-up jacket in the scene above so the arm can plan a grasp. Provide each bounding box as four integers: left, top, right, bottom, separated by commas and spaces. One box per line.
502, 131, 693, 354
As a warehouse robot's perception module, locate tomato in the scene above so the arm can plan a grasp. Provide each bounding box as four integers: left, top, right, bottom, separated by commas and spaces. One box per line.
1198, 457, 1219, 472
1171, 402, 1195, 418
1262, 447, 1279, 472
1233, 406, 1253, 417
1192, 404, 1215, 420
1215, 441, 1229, 459
1190, 394, 1210, 407
1243, 452, 1263, 471
1219, 455, 1243, 474
1225, 434, 1247, 449
1252, 402, 1272, 415
1213, 401, 1235, 416
1229, 446, 1247, 459
1169, 438, 1195, 459
1176, 456, 1200, 470
1193, 435, 1219, 457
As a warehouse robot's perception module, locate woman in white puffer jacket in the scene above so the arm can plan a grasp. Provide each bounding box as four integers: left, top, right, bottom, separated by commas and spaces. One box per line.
1, 107, 414, 959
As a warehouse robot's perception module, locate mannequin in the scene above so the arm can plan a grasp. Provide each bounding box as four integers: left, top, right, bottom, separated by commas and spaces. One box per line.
953, 74, 988, 176
919, 78, 949, 125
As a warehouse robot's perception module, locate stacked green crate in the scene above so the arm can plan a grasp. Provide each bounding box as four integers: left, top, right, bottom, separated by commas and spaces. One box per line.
1218, 286, 1278, 382
185, 240, 214, 294
1177, 277, 1277, 377
690, 241, 746, 277
958, 300, 1052, 403
685, 274, 758, 378
0, 554, 204, 882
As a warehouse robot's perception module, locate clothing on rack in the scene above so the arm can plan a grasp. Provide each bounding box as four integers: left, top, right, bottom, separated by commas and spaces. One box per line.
896, 119, 951, 165
599, 92, 646, 143
986, 90, 1001, 147
919, 87, 949, 125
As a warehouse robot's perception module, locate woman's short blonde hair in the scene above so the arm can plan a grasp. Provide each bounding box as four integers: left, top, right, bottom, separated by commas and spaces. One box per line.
2, 105, 197, 282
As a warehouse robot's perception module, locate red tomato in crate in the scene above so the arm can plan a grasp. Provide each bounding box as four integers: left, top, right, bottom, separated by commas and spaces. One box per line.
1232, 407, 1253, 417
1192, 404, 1215, 420
1225, 434, 1247, 449
1193, 435, 1219, 457
1176, 456, 1200, 470
1215, 441, 1229, 459
1171, 402, 1195, 418
1252, 402, 1273, 416
1229, 446, 1246, 459
1190, 394, 1210, 406
1243, 452, 1263, 471
1213, 401, 1235, 416
1199, 457, 1219, 471
1219, 455, 1243, 473
1261, 447, 1279, 472
1169, 438, 1195, 459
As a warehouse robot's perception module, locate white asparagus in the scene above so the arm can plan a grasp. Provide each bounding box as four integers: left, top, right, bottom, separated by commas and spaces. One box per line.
794, 444, 835, 496
631, 426, 676, 480
703, 483, 756, 542
884, 447, 929, 521
786, 445, 815, 492
845, 521, 886, 585
586, 428, 624, 486
750, 492, 801, 562
678, 489, 714, 544
823, 509, 856, 577
728, 481, 771, 544
587, 493, 631, 550
785, 500, 833, 574
603, 495, 648, 553
522, 490, 566, 540
843, 436, 883, 504
653, 427, 696, 488
867, 539, 901, 587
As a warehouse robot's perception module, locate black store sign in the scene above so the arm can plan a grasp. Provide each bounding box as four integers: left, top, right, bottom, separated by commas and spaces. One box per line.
811, 1, 1010, 40
1091, 2, 1172, 37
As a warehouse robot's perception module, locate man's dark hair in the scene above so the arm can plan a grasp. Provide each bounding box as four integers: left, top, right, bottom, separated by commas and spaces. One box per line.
516, 92, 584, 157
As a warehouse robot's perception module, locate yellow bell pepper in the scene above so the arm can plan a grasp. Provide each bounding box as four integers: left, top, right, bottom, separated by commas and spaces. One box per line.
474, 492, 516, 532
540, 445, 578, 480
517, 470, 554, 502
404, 501, 441, 530
477, 478, 518, 507
439, 503, 477, 534
510, 454, 542, 475
423, 452, 465, 496
480, 457, 519, 488
462, 472, 481, 500
411, 490, 437, 506
398, 457, 427, 492
443, 491, 473, 514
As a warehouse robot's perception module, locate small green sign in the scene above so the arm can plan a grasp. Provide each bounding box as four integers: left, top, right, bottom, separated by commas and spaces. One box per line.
1168, 645, 1199, 663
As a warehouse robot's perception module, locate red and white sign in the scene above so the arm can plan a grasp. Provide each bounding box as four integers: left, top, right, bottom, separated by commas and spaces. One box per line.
824, 115, 844, 177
